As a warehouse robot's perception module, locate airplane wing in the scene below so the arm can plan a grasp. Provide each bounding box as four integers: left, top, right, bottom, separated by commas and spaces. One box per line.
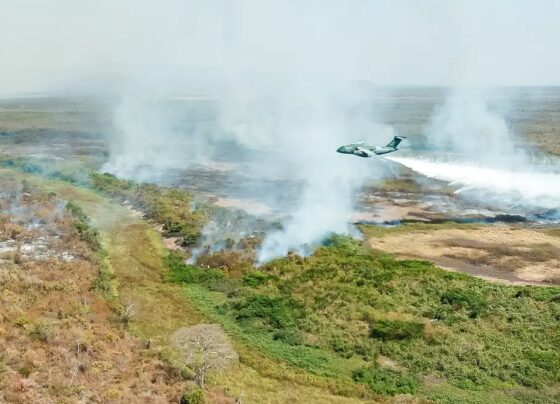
355, 147, 376, 157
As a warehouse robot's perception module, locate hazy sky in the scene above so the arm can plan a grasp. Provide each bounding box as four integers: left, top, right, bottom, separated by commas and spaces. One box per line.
2, 0, 560, 94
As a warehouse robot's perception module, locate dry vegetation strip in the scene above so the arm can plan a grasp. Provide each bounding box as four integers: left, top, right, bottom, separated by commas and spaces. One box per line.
8, 171, 369, 403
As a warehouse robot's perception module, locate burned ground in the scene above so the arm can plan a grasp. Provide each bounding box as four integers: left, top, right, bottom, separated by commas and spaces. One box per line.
0, 175, 194, 403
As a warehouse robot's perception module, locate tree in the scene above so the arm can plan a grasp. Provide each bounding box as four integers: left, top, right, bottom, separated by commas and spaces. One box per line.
171, 324, 239, 388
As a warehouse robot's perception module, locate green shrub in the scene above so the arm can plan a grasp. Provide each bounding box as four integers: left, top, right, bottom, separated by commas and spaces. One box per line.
233, 294, 304, 329
91, 173, 206, 242
440, 289, 488, 318
66, 201, 88, 223
329, 334, 355, 358
180, 367, 195, 381
167, 252, 225, 285
273, 329, 303, 345
527, 350, 560, 372
66, 202, 101, 250
369, 319, 424, 341
90, 172, 132, 196
180, 386, 204, 404
352, 366, 419, 395
28, 322, 54, 342
18, 367, 32, 378
243, 270, 272, 287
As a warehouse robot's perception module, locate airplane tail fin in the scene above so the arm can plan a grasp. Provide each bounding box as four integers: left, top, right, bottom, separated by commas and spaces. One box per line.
386, 136, 406, 149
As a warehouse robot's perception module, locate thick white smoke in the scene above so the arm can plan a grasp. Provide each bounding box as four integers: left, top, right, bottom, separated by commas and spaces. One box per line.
224, 83, 393, 262
102, 96, 224, 181
104, 80, 392, 262
425, 90, 527, 167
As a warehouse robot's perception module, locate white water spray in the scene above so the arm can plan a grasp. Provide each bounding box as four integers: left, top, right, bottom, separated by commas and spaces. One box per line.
388, 156, 560, 211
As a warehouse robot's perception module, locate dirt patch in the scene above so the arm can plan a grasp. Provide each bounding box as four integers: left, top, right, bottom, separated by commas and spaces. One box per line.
163, 236, 182, 250
123, 203, 145, 218
368, 224, 560, 285
352, 203, 434, 223
376, 355, 399, 370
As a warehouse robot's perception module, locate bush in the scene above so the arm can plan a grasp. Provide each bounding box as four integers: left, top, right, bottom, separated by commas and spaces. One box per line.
243, 270, 272, 287
167, 252, 225, 285
233, 294, 303, 329
66, 202, 102, 251
28, 321, 54, 342
18, 367, 32, 378
440, 289, 488, 318
369, 319, 424, 341
352, 366, 419, 395
329, 334, 355, 358
90, 173, 206, 242
180, 386, 204, 404
527, 350, 560, 372
90, 172, 132, 196
272, 329, 303, 345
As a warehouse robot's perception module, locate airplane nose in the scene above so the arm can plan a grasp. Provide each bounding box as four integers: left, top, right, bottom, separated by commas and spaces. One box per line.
336, 146, 345, 153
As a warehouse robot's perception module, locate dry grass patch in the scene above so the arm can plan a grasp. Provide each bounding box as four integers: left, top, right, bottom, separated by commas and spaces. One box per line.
366, 223, 560, 284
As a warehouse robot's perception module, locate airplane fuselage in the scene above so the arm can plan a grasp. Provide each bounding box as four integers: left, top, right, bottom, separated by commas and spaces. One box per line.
336, 136, 405, 158
336, 145, 396, 157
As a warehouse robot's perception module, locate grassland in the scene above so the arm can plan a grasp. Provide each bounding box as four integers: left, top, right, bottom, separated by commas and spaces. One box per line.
86, 168, 560, 402
4, 162, 560, 403
167, 237, 560, 403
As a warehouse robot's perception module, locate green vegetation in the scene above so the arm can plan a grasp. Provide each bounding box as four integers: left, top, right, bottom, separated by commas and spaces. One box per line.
368, 319, 424, 341
167, 252, 226, 285
66, 201, 102, 251
169, 234, 560, 401
90, 172, 207, 245
180, 386, 204, 404
352, 366, 419, 395
377, 178, 422, 193
0, 155, 91, 185
358, 221, 481, 238
66, 201, 116, 301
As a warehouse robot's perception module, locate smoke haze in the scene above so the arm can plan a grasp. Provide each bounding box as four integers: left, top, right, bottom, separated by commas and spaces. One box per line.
3, 1, 560, 259
3, 0, 560, 94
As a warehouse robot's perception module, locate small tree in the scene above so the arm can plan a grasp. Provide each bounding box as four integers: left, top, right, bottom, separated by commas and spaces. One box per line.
120, 303, 136, 327
171, 324, 239, 388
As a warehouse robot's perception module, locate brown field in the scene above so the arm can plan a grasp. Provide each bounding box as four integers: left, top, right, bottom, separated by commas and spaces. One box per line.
366, 223, 560, 285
